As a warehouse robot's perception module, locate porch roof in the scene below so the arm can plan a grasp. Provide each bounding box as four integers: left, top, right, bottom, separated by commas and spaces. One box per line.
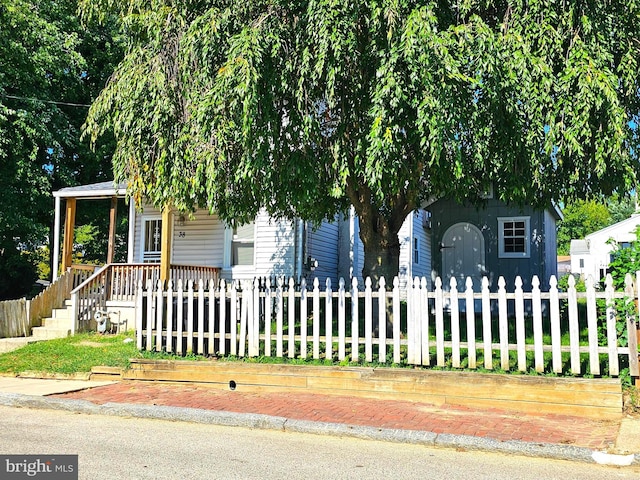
53, 181, 127, 199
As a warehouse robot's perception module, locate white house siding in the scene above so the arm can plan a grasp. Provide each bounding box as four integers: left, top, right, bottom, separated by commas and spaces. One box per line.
398, 215, 412, 287
132, 206, 296, 280
343, 209, 429, 289
133, 204, 162, 262
409, 211, 432, 287
307, 216, 340, 285
248, 212, 296, 280
172, 210, 225, 267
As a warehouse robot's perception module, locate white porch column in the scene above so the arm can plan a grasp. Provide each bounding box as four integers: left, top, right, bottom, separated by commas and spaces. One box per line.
52, 195, 61, 281
127, 200, 136, 263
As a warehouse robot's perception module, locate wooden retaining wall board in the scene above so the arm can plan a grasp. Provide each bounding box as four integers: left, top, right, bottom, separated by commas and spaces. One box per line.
123, 359, 622, 420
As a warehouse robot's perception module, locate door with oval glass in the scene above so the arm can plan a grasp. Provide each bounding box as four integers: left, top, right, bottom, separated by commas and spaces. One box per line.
440, 222, 486, 290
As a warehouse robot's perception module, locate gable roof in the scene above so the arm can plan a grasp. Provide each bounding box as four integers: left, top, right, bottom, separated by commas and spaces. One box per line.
585, 214, 640, 242
53, 181, 127, 199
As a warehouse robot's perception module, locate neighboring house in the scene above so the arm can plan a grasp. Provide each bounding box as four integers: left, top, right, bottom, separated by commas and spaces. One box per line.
426, 193, 562, 290
569, 215, 640, 282
557, 255, 572, 277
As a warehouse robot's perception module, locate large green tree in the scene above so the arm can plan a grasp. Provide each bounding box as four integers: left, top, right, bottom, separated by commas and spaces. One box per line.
0, 0, 122, 296
557, 194, 637, 255
82, 0, 640, 283
556, 200, 611, 255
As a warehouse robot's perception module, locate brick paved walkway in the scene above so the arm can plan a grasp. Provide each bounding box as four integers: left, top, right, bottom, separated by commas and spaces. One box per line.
53, 381, 620, 451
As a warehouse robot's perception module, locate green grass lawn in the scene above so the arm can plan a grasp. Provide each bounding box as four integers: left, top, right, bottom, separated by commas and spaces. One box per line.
0, 332, 142, 375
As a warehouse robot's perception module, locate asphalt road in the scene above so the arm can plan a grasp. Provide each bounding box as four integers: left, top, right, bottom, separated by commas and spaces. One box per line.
0, 406, 638, 480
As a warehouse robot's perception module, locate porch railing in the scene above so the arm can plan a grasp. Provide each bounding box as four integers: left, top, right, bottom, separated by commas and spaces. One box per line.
71, 263, 220, 333
136, 273, 640, 379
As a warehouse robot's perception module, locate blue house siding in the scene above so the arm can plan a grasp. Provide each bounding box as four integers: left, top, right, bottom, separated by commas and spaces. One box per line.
428, 198, 558, 290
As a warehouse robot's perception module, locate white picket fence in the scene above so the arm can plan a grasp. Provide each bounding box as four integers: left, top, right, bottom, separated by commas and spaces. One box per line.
135, 273, 640, 378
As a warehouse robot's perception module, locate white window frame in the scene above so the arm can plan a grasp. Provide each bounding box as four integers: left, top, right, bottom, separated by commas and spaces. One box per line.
498, 216, 530, 259
140, 215, 163, 263
223, 221, 256, 269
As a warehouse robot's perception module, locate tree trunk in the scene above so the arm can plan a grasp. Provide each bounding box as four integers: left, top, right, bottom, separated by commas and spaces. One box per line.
357, 214, 401, 338
360, 227, 401, 288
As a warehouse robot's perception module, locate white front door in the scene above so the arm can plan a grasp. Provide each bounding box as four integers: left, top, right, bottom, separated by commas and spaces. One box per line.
141, 217, 162, 263
441, 222, 485, 290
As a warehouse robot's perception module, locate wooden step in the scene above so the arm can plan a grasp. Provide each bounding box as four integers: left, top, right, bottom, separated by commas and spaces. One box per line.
31, 326, 70, 340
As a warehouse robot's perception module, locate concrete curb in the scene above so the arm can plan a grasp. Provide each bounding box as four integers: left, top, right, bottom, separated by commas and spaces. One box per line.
0, 391, 637, 466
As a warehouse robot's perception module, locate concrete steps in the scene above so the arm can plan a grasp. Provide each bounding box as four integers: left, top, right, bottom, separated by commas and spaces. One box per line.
31, 301, 73, 341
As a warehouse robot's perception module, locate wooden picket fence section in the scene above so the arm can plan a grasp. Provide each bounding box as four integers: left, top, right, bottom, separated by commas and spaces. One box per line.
136, 273, 640, 379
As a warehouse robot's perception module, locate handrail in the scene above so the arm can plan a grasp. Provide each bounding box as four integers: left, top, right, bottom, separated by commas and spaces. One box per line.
70, 264, 111, 295
29, 266, 95, 326
70, 264, 111, 334
71, 263, 221, 333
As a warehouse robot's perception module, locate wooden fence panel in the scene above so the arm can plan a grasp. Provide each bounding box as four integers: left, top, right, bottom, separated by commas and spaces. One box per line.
0, 299, 28, 338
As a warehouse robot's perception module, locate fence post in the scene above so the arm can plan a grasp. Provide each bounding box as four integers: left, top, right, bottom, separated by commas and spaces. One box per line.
312, 278, 320, 360
135, 280, 143, 350
288, 277, 296, 359
450, 277, 460, 368
364, 277, 373, 362
70, 290, 78, 336
198, 279, 205, 355
265, 278, 272, 357
628, 274, 639, 378
219, 279, 226, 356
420, 277, 429, 367
176, 279, 184, 355
604, 275, 619, 376
351, 278, 360, 363
549, 276, 562, 374
156, 279, 164, 353
392, 277, 401, 364
208, 279, 216, 356
514, 276, 526, 371
498, 277, 509, 371
276, 278, 283, 357
586, 275, 601, 376
166, 280, 173, 353
325, 278, 333, 361
532, 276, 544, 373
464, 277, 476, 369
251, 277, 260, 358
406, 277, 416, 365
482, 277, 492, 370
338, 278, 346, 361
186, 280, 194, 354
377, 277, 386, 363
435, 277, 444, 367
300, 278, 308, 359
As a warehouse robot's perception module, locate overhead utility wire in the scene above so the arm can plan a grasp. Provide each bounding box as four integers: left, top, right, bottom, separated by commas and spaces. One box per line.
1, 93, 90, 108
